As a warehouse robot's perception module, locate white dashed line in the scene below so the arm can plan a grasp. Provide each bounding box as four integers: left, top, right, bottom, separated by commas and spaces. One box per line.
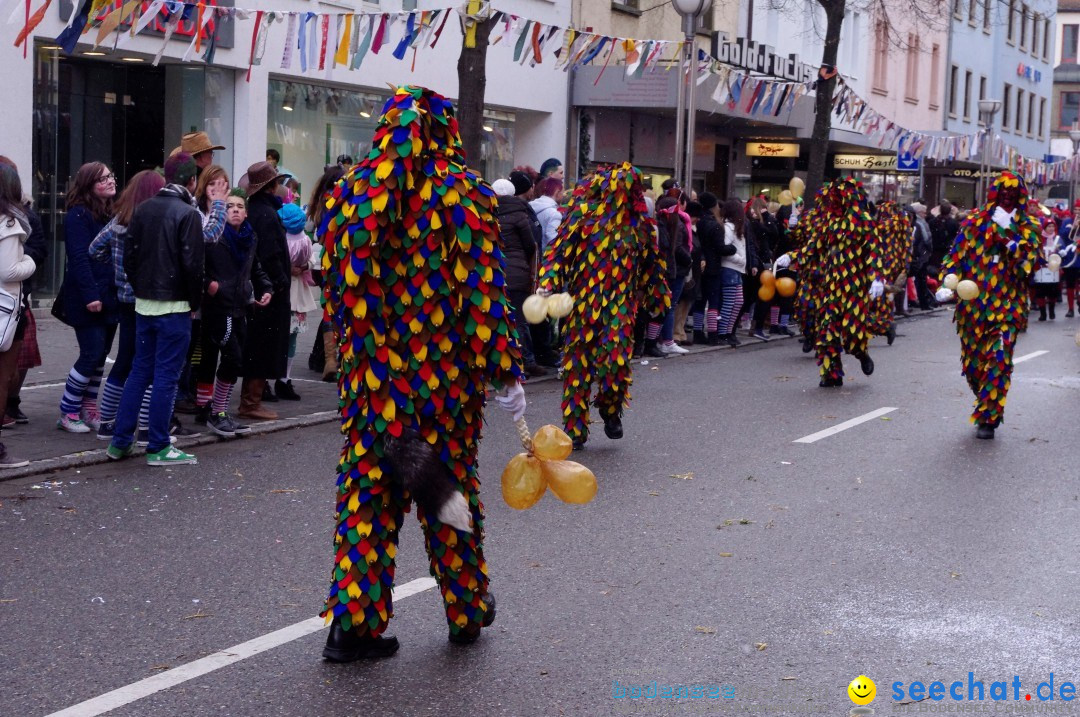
1014, 350, 1049, 364
793, 407, 899, 444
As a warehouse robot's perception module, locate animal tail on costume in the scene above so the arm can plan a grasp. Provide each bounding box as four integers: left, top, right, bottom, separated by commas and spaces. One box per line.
382, 429, 472, 533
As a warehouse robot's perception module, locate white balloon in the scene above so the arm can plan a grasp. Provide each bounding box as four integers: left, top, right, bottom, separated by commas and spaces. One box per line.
546, 293, 573, 319
956, 280, 979, 301
943, 273, 959, 291
522, 294, 549, 324
1048, 254, 1062, 270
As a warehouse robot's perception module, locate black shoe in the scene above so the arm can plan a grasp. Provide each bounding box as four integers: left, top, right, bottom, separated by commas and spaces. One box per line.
632, 342, 644, 359
572, 440, 585, 451
169, 414, 201, 438
524, 363, 549, 378
448, 592, 496, 645
9, 407, 28, 424
976, 424, 996, 440
859, 353, 874, 376
323, 618, 400, 662
603, 414, 623, 440
194, 403, 211, 426
751, 329, 770, 341
801, 337, 814, 353
644, 340, 665, 358
1039, 307, 1047, 321
886, 325, 896, 346
275, 379, 301, 401
726, 334, 740, 348
1049, 305, 1056, 320
208, 411, 238, 438
706, 332, 722, 346
819, 377, 843, 388
1067, 310, 1075, 318
174, 397, 198, 415
262, 384, 279, 402
693, 330, 707, 344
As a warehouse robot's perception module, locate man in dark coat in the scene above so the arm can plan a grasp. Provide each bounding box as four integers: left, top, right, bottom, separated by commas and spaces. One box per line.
493, 177, 544, 377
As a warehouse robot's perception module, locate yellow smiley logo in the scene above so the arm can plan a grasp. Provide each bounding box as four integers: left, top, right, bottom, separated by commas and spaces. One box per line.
848, 675, 876, 706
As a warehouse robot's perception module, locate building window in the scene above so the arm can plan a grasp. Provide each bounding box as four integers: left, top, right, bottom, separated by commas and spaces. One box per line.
1045, 18, 1052, 60
983, 0, 991, 31
967, 0, 976, 24
953, 0, 963, 19
1039, 97, 1046, 139
1019, 4, 1028, 51
948, 65, 959, 116
872, 21, 889, 93
929, 44, 941, 109
905, 33, 919, 102
1031, 13, 1040, 57
979, 76, 987, 101
1027, 93, 1035, 136
1015, 88, 1024, 132
963, 70, 972, 121
612, 0, 640, 10
1007, 0, 1016, 43
1002, 83, 1012, 131
1064, 25, 1079, 64
1061, 92, 1080, 130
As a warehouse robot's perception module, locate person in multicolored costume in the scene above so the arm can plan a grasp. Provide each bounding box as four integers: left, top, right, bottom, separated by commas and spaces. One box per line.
776, 177, 885, 387
539, 163, 670, 449
317, 86, 525, 660
940, 170, 1040, 439
786, 188, 826, 355
866, 200, 912, 345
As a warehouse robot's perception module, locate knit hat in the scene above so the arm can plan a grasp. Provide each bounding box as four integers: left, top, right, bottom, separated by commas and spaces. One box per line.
539, 157, 562, 178
491, 178, 516, 197
508, 170, 532, 197
163, 152, 198, 187
278, 202, 307, 234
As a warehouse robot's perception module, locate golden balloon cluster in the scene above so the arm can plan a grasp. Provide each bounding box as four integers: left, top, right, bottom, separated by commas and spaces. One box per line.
522, 293, 574, 324
778, 176, 805, 207
501, 424, 598, 508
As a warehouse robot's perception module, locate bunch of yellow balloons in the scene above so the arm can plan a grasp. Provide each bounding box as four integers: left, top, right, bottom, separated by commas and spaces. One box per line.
523, 293, 574, 324
778, 177, 806, 207
758, 269, 776, 301
943, 273, 979, 301
501, 425, 598, 508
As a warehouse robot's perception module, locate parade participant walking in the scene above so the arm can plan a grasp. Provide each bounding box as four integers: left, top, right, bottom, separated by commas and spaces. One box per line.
106, 153, 204, 465
1033, 219, 1061, 321
539, 162, 670, 449
1061, 212, 1080, 317
318, 86, 525, 660
277, 202, 317, 399
941, 171, 1040, 439
867, 200, 912, 345
775, 178, 885, 387
786, 188, 827, 353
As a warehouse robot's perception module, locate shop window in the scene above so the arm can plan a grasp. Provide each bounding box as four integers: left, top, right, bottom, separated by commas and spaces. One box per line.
1063, 24, 1078, 64
1060, 92, 1080, 131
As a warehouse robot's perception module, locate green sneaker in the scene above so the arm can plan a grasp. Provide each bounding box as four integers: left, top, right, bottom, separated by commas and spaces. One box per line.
106, 443, 135, 461
146, 446, 198, 466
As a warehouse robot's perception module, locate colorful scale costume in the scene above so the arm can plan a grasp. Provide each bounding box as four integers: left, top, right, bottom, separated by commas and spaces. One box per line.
787, 178, 883, 383
788, 192, 827, 346
940, 171, 1040, 428
319, 86, 523, 638
539, 163, 670, 444
866, 200, 912, 336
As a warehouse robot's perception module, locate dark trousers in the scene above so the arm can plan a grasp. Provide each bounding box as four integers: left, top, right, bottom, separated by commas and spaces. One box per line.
507, 288, 536, 366
912, 263, 934, 309
198, 311, 247, 385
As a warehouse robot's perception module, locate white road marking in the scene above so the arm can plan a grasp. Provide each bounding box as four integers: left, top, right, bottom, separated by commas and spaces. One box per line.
1014, 350, 1049, 364
45, 577, 438, 717
793, 407, 899, 444
22, 381, 65, 391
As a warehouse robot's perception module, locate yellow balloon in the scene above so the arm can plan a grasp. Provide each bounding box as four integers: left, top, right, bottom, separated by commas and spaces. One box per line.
541, 460, 598, 504
956, 279, 979, 301
943, 273, 959, 290
776, 276, 797, 297
501, 453, 547, 510
1048, 254, 1062, 270
778, 190, 794, 207
545, 292, 574, 319
522, 294, 548, 324
758, 284, 776, 302
788, 176, 805, 199
759, 269, 776, 288
532, 425, 573, 461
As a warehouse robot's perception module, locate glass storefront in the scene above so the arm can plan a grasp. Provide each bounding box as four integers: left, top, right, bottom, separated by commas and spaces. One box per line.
848, 171, 921, 205
32, 44, 234, 296
267, 78, 516, 200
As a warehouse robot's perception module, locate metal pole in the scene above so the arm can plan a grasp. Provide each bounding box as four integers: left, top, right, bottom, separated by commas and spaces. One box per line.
673, 33, 687, 188
682, 13, 698, 193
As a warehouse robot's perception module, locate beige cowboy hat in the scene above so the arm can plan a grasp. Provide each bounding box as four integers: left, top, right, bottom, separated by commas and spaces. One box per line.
239, 161, 282, 196
180, 131, 226, 156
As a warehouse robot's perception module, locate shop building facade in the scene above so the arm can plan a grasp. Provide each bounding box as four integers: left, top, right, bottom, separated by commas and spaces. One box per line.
0, 0, 570, 296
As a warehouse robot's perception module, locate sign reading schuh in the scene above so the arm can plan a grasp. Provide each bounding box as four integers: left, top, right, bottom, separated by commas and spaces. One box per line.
833, 154, 899, 171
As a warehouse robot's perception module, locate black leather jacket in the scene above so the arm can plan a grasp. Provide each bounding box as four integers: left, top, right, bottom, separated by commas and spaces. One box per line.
124, 185, 205, 311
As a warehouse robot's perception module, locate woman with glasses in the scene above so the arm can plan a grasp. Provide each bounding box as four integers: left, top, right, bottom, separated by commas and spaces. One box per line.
57, 162, 118, 433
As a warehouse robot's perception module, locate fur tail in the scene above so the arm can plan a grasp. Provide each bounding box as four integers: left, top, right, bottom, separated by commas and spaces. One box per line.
383, 430, 473, 533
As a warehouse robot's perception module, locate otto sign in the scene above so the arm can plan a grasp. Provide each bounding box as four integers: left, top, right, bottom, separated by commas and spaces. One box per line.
709, 33, 817, 83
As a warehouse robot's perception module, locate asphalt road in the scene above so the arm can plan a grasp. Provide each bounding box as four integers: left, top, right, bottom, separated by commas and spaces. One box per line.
2, 310, 1079, 717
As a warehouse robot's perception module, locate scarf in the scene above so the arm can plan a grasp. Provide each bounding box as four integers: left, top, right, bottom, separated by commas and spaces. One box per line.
222, 221, 255, 266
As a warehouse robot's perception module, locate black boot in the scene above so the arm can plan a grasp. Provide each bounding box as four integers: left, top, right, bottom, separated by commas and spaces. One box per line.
644, 339, 665, 358
707, 332, 722, 346
976, 424, 996, 440
692, 330, 707, 344
449, 591, 496, 645
801, 336, 814, 353
1049, 303, 1056, 320
262, 383, 280, 402
1038, 305, 1047, 321
858, 352, 874, 376
275, 379, 301, 401
819, 376, 843, 388
603, 413, 623, 440
323, 618, 400, 662
726, 333, 740, 348
886, 324, 896, 346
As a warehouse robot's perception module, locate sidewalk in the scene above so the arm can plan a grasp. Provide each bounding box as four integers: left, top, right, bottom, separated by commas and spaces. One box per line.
0, 309, 947, 481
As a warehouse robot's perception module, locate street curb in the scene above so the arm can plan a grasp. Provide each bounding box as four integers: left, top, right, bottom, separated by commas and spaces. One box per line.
1, 307, 949, 481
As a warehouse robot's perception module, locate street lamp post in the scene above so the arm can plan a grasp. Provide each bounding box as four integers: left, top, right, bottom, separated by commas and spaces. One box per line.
1068, 123, 1080, 209
671, 0, 712, 194
976, 98, 1001, 204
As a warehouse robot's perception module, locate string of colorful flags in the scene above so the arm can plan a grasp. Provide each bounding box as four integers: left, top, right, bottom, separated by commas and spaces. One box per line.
7, 0, 1070, 184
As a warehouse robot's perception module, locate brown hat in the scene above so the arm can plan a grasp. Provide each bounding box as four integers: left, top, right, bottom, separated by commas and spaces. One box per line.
180, 131, 225, 156
240, 161, 281, 196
